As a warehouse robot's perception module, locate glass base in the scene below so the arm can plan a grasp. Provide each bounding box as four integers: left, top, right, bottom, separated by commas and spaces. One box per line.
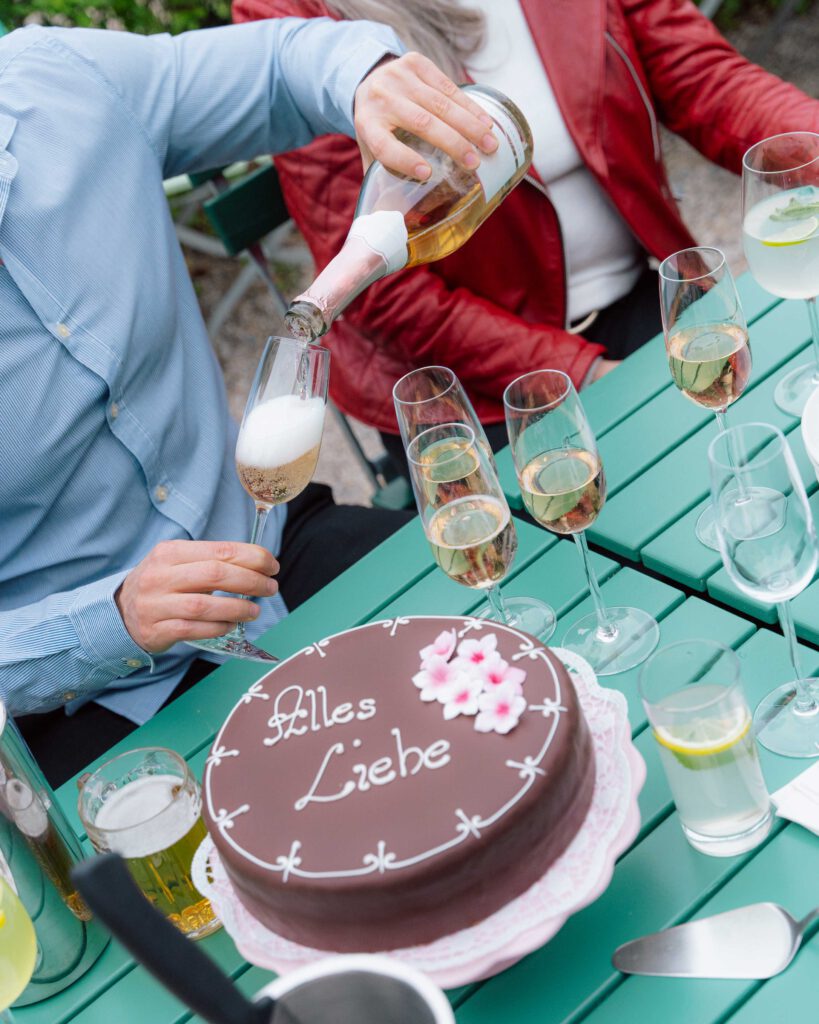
773, 360, 819, 417
561, 606, 660, 676
474, 596, 557, 642
186, 636, 279, 663
681, 804, 773, 857
753, 680, 819, 757
694, 505, 720, 551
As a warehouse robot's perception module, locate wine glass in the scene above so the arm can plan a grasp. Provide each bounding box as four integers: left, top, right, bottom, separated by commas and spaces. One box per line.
0, 876, 37, 1020
189, 336, 330, 662
504, 370, 660, 675
708, 422, 819, 757
406, 422, 552, 637
395, 367, 557, 640
742, 131, 819, 416
659, 247, 752, 550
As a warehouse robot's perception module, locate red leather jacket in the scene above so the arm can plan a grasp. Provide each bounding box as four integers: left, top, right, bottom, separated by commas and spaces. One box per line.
234, 0, 819, 433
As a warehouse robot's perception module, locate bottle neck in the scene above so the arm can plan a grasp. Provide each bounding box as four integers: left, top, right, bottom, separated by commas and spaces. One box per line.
286, 210, 409, 341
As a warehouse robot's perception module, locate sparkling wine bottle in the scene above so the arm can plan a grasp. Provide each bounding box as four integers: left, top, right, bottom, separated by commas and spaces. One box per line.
285, 84, 533, 342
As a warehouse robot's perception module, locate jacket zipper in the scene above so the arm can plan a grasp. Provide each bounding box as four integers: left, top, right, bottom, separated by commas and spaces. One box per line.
523, 172, 570, 330
605, 31, 661, 165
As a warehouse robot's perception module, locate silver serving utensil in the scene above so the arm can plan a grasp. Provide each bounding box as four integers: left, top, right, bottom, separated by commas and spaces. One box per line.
612, 903, 819, 979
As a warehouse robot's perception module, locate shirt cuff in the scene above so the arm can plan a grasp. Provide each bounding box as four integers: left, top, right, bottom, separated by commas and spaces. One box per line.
69, 571, 155, 678
335, 31, 405, 132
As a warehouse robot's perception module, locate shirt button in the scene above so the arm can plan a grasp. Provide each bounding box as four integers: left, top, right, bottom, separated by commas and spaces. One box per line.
56, 323, 70, 339
62, 691, 77, 702
110, 402, 120, 419
154, 485, 169, 502
124, 658, 143, 669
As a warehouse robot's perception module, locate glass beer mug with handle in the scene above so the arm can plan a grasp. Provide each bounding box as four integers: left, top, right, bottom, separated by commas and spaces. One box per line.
285, 84, 532, 342
78, 747, 220, 940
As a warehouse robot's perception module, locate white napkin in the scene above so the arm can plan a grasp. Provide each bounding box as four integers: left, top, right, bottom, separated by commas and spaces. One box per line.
771, 760, 819, 836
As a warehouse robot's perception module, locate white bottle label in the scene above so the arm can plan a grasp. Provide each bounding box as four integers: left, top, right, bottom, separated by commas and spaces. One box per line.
348, 210, 409, 274
471, 92, 526, 203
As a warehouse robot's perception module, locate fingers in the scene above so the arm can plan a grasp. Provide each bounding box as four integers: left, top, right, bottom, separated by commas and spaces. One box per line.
406, 54, 497, 153
152, 539, 279, 576
150, 593, 262, 626
167, 559, 280, 599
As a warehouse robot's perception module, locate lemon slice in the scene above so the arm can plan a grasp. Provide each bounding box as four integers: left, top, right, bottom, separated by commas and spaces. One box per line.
761, 217, 819, 247
654, 709, 752, 770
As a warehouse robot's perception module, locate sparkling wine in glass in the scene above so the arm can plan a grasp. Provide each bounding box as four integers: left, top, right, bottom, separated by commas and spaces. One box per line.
505, 370, 660, 675
285, 85, 533, 342
659, 246, 752, 550
742, 131, 819, 416
709, 422, 819, 757
407, 422, 537, 632
189, 336, 329, 662
395, 366, 556, 640
0, 876, 37, 1020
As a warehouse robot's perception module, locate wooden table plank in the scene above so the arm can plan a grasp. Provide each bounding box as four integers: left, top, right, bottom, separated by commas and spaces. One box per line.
586, 316, 809, 561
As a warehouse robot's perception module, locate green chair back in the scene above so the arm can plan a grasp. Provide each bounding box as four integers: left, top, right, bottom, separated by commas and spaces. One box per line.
203, 164, 289, 256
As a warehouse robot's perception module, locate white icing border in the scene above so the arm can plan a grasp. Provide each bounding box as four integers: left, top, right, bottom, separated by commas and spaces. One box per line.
204, 616, 564, 881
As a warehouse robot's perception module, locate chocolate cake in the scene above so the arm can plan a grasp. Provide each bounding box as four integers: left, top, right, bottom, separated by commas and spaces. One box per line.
204, 616, 595, 951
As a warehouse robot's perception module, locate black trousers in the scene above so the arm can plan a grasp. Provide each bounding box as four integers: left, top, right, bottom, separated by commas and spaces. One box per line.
380, 263, 663, 480
15, 484, 413, 788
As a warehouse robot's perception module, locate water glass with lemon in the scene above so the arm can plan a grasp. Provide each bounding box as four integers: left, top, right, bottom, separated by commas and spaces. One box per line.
0, 872, 37, 1020
639, 640, 772, 857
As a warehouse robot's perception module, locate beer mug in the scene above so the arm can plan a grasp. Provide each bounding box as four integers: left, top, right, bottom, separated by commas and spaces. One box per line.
78, 748, 219, 940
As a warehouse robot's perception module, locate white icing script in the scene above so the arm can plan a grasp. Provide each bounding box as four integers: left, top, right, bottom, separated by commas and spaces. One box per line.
294, 727, 451, 811
263, 685, 376, 747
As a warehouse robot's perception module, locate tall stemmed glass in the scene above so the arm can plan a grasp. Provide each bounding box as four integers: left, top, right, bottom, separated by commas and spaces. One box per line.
189, 336, 329, 662
396, 366, 556, 639
406, 422, 542, 633
742, 131, 819, 416
659, 247, 752, 550
504, 370, 660, 675
709, 422, 819, 757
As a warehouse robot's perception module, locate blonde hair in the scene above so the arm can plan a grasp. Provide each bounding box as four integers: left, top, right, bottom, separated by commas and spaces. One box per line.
326, 0, 485, 81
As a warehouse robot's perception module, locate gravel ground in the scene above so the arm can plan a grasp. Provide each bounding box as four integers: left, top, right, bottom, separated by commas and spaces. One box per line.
186, 4, 819, 507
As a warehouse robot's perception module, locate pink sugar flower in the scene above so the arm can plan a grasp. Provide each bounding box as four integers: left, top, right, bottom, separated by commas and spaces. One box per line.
479, 658, 526, 695
413, 655, 461, 703
440, 673, 484, 720
456, 633, 501, 668
474, 682, 527, 735
419, 629, 458, 665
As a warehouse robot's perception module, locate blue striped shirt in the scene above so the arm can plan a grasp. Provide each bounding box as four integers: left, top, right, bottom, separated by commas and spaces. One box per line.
0, 20, 400, 723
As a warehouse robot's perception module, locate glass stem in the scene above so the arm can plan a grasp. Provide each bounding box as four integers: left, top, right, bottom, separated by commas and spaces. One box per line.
806, 297, 819, 382
573, 532, 617, 640
232, 505, 270, 643
1, 1010, 15, 1023
777, 601, 816, 714
485, 584, 512, 625
714, 409, 748, 501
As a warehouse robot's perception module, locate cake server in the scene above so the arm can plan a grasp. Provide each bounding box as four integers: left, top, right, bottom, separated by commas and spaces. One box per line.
612, 903, 819, 979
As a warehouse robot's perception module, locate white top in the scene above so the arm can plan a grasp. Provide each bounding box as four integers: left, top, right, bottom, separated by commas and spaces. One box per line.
465, 0, 643, 322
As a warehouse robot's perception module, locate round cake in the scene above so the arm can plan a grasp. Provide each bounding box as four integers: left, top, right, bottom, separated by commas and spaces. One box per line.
203, 616, 595, 952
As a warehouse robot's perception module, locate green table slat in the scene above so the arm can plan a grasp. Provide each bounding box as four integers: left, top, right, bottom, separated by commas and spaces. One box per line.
579, 826, 818, 1024
587, 311, 810, 560
642, 421, 816, 591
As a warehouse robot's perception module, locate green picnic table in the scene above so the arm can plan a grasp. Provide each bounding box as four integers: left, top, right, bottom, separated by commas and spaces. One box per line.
17, 280, 819, 1023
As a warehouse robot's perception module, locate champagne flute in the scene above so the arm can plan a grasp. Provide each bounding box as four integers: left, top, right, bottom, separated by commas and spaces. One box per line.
659, 247, 752, 550
742, 131, 819, 416
0, 876, 37, 1020
504, 370, 660, 675
406, 422, 534, 633
395, 367, 557, 640
709, 422, 819, 757
189, 336, 329, 662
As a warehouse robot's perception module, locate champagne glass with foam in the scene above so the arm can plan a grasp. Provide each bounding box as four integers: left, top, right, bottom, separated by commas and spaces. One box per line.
742, 131, 819, 416
504, 370, 660, 675
395, 367, 556, 640
659, 247, 752, 550
406, 422, 523, 630
189, 336, 329, 662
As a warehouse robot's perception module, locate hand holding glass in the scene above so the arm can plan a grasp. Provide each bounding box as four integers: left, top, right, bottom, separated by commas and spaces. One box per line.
190, 336, 329, 662
658, 246, 752, 550
709, 423, 819, 757
504, 370, 659, 675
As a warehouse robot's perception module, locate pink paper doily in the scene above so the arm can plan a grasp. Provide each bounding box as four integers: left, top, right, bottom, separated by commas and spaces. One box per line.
192, 648, 645, 988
